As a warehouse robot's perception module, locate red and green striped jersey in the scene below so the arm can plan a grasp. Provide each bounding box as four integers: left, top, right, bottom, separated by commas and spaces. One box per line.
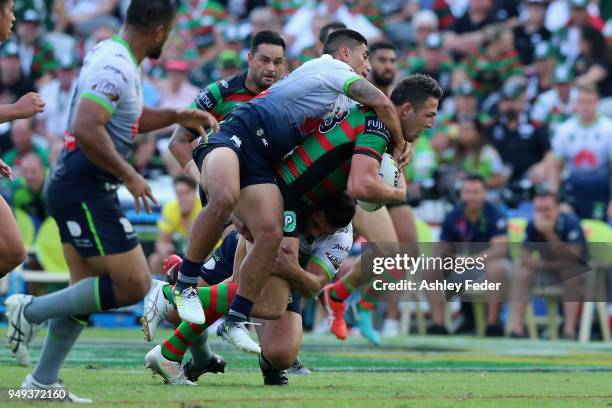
271, 0, 305, 21
347, 1, 385, 28
276, 106, 390, 206
189, 71, 256, 121
176, 0, 226, 56
290, 45, 318, 71
461, 49, 523, 98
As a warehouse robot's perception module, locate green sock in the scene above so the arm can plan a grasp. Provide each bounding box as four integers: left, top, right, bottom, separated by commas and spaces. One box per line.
160, 283, 237, 363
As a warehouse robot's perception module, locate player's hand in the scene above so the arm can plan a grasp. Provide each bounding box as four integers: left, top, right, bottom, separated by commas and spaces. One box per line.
12, 92, 45, 119
124, 171, 159, 214
0, 158, 12, 180
273, 245, 298, 278
396, 168, 407, 192
393, 141, 412, 170
176, 109, 220, 135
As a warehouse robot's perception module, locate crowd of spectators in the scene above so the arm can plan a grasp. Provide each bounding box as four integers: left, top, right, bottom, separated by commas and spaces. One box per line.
0, 0, 611, 338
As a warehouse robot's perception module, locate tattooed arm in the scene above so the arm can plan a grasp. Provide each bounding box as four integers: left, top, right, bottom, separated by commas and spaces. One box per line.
347, 78, 409, 167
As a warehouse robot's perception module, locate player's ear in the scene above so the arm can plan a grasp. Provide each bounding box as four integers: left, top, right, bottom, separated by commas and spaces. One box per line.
247, 52, 254, 66
398, 101, 413, 117
339, 45, 350, 62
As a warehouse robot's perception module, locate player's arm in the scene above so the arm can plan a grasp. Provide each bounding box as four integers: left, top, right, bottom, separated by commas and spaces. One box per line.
169, 125, 201, 182
0, 92, 45, 123
169, 86, 222, 181
347, 79, 408, 166
138, 106, 219, 135
348, 154, 406, 204
72, 99, 158, 213
273, 239, 330, 298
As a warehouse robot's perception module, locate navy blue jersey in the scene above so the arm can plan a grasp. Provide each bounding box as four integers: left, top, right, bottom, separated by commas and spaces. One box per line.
440, 202, 507, 243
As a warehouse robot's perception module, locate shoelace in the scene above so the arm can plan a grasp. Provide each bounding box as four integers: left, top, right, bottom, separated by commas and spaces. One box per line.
180, 287, 201, 308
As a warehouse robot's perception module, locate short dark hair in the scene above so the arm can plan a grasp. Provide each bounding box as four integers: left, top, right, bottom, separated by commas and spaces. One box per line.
322, 29, 368, 56
251, 30, 286, 54
463, 173, 486, 186
390, 74, 443, 111
534, 187, 559, 203
319, 21, 347, 44
173, 174, 197, 190
311, 193, 356, 229
369, 41, 396, 56
126, 0, 178, 29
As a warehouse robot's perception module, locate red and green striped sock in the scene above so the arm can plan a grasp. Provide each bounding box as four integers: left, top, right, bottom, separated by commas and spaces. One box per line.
161, 283, 237, 362
330, 277, 355, 302
357, 300, 374, 312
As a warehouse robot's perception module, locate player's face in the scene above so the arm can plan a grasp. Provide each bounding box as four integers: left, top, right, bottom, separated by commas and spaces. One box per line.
400, 97, 438, 142
347, 43, 370, 78
248, 43, 286, 89
0, 0, 15, 42
369, 49, 397, 87
303, 211, 337, 237
460, 180, 486, 209
576, 90, 599, 122
149, 21, 174, 60
534, 196, 557, 222
175, 182, 196, 215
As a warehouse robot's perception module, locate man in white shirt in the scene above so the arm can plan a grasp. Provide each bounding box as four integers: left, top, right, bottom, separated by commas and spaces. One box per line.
38, 58, 78, 141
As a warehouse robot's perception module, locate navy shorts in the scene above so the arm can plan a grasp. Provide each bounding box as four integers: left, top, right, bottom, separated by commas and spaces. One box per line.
200, 229, 302, 314
47, 193, 139, 258
193, 112, 277, 189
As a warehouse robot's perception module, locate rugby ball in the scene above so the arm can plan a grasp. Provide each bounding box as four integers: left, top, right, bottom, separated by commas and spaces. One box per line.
357, 153, 400, 212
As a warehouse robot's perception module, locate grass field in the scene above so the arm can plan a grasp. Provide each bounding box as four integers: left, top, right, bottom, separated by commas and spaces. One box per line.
0, 327, 611, 407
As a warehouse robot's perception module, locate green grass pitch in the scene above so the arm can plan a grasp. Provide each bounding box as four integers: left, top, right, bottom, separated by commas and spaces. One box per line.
0, 327, 611, 407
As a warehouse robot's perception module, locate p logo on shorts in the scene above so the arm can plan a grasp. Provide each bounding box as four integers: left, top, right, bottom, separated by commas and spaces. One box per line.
284, 211, 297, 233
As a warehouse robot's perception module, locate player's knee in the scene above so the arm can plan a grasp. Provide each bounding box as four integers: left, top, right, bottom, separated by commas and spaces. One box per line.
0, 244, 26, 276
252, 218, 283, 244
255, 302, 286, 320
116, 274, 151, 305
262, 348, 295, 370
207, 190, 238, 219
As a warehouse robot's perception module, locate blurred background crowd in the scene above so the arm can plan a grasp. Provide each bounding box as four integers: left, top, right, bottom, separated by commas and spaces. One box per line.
0, 0, 611, 340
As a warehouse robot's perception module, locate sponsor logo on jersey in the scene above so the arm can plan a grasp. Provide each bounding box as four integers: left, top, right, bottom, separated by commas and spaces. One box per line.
365, 117, 390, 140
103, 65, 128, 83
230, 135, 242, 148
220, 80, 229, 88
318, 110, 350, 133
92, 81, 120, 101
332, 243, 350, 253
284, 211, 297, 233
197, 89, 214, 109
325, 252, 343, 270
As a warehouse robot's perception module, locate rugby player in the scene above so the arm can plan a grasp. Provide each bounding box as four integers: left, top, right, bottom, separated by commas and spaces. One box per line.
142, 196, 355, 385
215, 74, 441, 354
141, 75, 434, 377
0, 0, 46, 277
319, 74, 442, 343
169, 30, 287, 182
5, 0, 218, 402
172, 30, 410, 356
141, 29, 287, 380
346, 41, 422, 342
